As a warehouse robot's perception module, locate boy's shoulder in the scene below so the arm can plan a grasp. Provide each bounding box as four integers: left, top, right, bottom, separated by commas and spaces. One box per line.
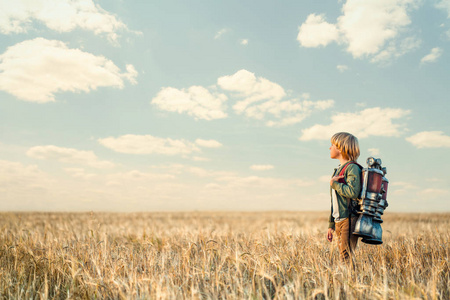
342, 162, 363, 175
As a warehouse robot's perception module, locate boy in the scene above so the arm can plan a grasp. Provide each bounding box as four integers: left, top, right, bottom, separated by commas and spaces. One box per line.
327, 132, 362, 263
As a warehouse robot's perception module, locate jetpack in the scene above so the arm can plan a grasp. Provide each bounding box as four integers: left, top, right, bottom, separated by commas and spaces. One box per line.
353, 157, 389, 245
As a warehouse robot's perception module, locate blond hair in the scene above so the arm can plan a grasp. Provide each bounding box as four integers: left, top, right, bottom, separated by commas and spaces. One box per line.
331, 132, 360, 161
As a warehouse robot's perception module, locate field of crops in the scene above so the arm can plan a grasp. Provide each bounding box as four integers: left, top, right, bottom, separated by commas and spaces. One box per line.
0, 211, 448, 299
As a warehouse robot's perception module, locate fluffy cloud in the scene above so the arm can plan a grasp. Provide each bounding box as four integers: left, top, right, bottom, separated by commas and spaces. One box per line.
195, 139, 223, 148
406, 131, 450, 148
148, 164, 234, 179
64, 168, 96, 180
318, 175, 331, 183
370, 36, 421, 64
215, 175, 314, 188
297, 14, 339, 47
436, 0, 450, 18
420, 47, 443, 64
109, 170, 175, 182
152, 69, 333, 126
0, 160, 52, 188
298, 0, 421, 61
299, 107, 410, 141
151, 86, 227, 120
391, 181, 418, 195
368, 148, 380, 156
340, 0, 418, 57
417, 188, 450, 197
0, 38, 137, 103
27, 145, 114, 168
248, 96, 334, 127
337, 65, 349, 72
0, 160, 55, 208
218, 70, 334, 127
250, 164, 274, 171
99, 134, 222, 156
0, 0, 128, 41
214, 28, 228, 39
218, 69, 286, 113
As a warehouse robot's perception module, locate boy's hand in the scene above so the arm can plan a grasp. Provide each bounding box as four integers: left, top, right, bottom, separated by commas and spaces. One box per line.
330, 175, 344, 186
327, 228, 334, 242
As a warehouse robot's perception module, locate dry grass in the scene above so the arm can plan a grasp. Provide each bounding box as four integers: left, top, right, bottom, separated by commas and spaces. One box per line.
0, 211, 448, 299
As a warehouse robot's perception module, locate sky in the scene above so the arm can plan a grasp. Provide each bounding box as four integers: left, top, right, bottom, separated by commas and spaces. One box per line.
0, 0, 449, 212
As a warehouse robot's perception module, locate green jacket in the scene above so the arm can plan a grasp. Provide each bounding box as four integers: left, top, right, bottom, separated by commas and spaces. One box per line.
328, 161, 362, 230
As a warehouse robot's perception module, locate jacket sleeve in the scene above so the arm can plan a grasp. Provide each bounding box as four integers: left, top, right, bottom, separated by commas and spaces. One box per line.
331, 164, 362, 199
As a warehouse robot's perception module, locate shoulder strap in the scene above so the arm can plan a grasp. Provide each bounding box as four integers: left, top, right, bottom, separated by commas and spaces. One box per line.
338, 161, 362, 184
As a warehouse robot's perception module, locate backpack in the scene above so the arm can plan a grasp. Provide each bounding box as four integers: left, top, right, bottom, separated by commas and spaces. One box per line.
348, 157, 389, 244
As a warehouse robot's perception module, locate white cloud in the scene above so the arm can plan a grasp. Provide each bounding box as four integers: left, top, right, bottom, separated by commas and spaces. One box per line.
337, 65, 349, 72
192, 156, 211, 162
151, 86, 228, 120
160, 164, 234, 179
319, 175, 331, 183
0, 159, 340, 211
0, 0, 128, 41
0, 38, 137, 103
0, 160, 51, 186
436, 0, 450, 18
420, 47, 444, 64
391, 181, 416, 189
406, 131, 450, 148
98, 134, 207, 156
151, 69, 333, 126
109, 170, 175, 181
218, 69, 334, 127
299, 107, 411, 141
371, 36, 421, 64
418, 188, 450, 197
339, 0, 418, 57
298, 0, 421, 61
250, 164, 274, 171
297, 14, 339, 47
391, 181, 418, 195
240, 39, 249, 45
215, 175, 314, 188
0, 160, 55, 203
218, 69, 286, 113
195, 139, 223, 148
27, 145, 114, 168
251, 97, 335, 127
64, 168, 96, 180
426, 178, 444, 183
368, 148, 380, 156
214, 28, 228, 39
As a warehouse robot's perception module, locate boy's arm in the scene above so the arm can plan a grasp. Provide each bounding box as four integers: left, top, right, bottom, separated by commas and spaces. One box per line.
330, 164, 362, 199
328, 214, 335, 230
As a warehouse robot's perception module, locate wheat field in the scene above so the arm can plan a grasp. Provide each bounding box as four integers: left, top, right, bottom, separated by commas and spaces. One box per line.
0, 211, 448, 299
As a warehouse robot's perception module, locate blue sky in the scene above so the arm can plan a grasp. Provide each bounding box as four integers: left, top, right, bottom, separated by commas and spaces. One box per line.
0, 0, 449, 212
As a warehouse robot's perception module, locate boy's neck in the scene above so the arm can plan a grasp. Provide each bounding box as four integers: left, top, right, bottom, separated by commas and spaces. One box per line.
338, 157, 350, 165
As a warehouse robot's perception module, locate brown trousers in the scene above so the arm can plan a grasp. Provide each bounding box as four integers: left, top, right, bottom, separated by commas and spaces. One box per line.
335, 216, 359, 262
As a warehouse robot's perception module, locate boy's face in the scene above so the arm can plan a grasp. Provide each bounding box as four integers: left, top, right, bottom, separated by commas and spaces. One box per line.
329, 143, 341, 159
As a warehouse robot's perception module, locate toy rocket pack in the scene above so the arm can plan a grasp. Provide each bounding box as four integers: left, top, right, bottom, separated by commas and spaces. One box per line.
353, 157, 389, 245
